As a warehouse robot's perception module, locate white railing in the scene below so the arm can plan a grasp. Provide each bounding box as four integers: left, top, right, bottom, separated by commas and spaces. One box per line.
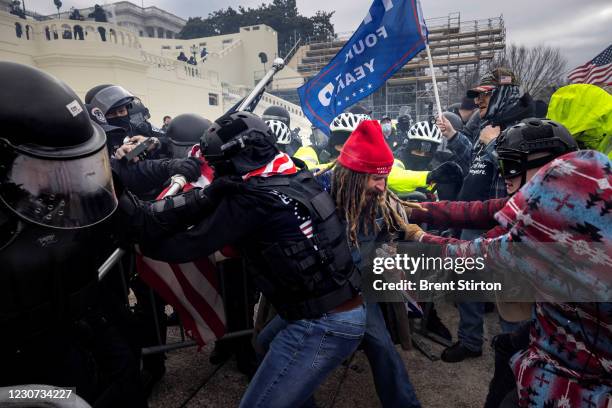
3, 12, 222, 85
4, 12, 142, 49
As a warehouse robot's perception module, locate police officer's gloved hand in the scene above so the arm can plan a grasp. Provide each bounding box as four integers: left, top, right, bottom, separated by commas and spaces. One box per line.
426, 161, 463, 185
166, 157, 201, 182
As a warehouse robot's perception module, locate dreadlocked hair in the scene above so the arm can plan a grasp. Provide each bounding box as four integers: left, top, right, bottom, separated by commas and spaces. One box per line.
331, 163, 411, 245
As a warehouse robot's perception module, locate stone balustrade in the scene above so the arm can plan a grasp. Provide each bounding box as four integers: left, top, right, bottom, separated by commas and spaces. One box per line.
9, 14, 141, 49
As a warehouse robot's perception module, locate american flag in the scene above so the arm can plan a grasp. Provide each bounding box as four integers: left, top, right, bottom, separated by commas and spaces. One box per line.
568, 44, 612, 86
135, 145, 226, 348
133, 149, 301, 347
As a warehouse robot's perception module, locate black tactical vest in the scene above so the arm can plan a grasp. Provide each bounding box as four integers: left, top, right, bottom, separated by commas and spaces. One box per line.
244, 170, 360, 320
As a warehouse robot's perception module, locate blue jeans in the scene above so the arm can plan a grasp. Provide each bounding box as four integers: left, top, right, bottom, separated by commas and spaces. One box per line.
499, 318, 526, 334
362, 302, 421, 408
242, 305, 366, 408
458, 302, 484, 352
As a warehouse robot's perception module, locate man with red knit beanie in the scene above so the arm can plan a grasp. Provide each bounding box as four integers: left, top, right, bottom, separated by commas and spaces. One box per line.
331, 120, 421, 408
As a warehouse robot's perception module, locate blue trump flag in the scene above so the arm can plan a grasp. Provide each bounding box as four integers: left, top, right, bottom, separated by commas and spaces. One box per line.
298, 0, 428, 134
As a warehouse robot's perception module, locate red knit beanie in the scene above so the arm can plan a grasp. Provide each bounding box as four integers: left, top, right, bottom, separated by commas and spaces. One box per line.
338, 120, 394, 174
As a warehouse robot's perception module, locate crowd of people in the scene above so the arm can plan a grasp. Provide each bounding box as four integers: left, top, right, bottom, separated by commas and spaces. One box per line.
0, 60, 610, 408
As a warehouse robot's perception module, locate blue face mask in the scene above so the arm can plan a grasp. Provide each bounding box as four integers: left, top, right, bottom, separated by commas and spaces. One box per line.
382, 123, 393, 137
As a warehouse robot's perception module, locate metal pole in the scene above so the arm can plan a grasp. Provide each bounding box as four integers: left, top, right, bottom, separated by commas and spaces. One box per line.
98, 248, 126, 281
236, 57, 285, 112
385, 82, 388, 117
425, 42, 443, 120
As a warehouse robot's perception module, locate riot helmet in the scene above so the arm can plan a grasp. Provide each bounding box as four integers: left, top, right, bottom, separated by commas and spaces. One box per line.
262, 105, 291, 127
201, 111, 278, 176
88, 84, 135, 131
167, 113, 212, 158
84, 83, 113, 104
0, 62, 117, 229
496, 118, 577, 187
88, 84, 134, 116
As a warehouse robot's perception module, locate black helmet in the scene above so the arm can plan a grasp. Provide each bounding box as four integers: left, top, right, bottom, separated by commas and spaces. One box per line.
84, 83, 113, 104
496, 118, 578, 185
88, 84, 134, 115
262, 105, 290, 127
201, 111, 277, 175
167, 113, 212, 158
0, 62, 117, 229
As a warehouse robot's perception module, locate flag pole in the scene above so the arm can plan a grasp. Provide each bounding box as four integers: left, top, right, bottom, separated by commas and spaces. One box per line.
425, 41, 443, 119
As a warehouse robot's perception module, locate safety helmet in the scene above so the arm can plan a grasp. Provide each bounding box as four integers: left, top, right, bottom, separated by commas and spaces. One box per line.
265, 119, 292, 146
85, 83, 113, 104
88, 84, 135, 115
201, 111, 277, 175
407, 120, 442, 147
404, 121, 443, 157
262, 105, 290, 127
496, 118, 578, 185
329, 112, 370, 151
0, 62, 117, 229
330, 112, 368, 134
166, 113, 212, 158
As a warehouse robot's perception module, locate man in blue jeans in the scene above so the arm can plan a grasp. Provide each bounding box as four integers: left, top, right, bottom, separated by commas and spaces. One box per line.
329, 120, 421, 407
436, 67, 534, 362
128, 112, 366, 407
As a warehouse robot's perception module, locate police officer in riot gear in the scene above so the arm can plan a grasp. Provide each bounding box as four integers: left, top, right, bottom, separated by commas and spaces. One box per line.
0, 62, 147, 407
166, 113, 212, 159
123, 111, 366, 407
87, 84, 166, 157
85, 90, 201, 197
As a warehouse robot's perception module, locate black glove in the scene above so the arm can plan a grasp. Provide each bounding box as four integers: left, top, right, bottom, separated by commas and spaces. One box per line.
167, 157, 201, 182
204, 176, 247, 204
426, 161, 464, 185
148, 177, 246, 229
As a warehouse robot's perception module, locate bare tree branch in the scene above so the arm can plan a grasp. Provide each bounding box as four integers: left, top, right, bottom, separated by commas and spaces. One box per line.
489, 44, 568, 100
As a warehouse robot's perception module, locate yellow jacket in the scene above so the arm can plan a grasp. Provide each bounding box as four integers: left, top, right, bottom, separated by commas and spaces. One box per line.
295, 146, 430, 193
294, 145, 320, 169
387, 159, 430, 194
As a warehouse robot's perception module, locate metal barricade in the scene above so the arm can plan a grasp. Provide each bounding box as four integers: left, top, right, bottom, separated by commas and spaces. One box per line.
98, 247, 255, 357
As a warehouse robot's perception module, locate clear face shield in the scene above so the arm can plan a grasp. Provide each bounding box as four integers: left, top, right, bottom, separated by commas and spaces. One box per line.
0, 146, 117, 229
90, 85, 135, 115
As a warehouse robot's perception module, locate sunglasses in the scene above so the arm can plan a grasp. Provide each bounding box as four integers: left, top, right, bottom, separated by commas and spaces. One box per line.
475, 90, 494, 101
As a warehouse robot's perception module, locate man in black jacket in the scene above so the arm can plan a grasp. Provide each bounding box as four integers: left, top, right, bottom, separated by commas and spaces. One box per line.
124, 111, 366, 407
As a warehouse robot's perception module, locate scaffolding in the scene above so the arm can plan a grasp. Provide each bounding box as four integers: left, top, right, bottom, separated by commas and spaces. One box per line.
273, 13, 506, 122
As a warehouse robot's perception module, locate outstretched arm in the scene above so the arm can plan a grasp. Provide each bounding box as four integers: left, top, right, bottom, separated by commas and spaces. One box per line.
408, 198, 507, 230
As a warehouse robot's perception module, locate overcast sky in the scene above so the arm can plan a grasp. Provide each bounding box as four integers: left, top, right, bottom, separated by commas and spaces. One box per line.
30, 0, 612, 70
